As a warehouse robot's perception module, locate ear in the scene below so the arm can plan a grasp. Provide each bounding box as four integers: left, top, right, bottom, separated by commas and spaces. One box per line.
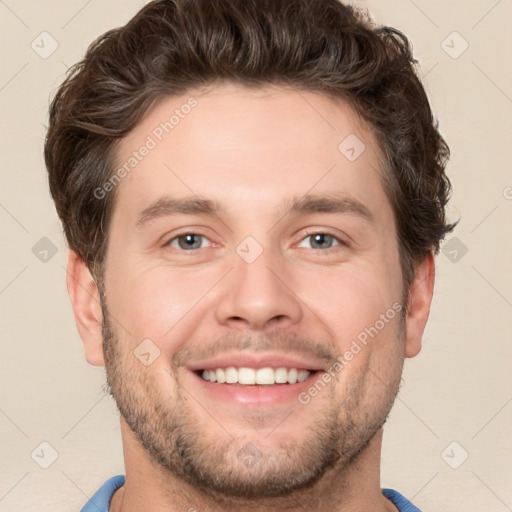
404, 251, 435, 358
66, 250, 105, 366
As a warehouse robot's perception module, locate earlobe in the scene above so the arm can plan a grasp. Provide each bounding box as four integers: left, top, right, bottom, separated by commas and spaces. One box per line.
404, 251, 435, 358
66, 250, 105, 366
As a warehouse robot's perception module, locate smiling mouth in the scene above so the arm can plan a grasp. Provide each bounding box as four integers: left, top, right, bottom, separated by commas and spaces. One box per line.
194, 367, 320, 386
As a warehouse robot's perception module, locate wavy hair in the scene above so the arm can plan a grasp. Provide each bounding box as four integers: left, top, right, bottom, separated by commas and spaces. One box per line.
44, 0, 456, 292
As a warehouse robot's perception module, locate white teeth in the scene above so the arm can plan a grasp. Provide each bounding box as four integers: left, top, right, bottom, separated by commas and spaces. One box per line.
216, 368, 226, 383
275, 367, 288, 383
225, 366, 238, 384
199, 366, 312, 385
255, 367, 274, 385
239, 367, 256, 384
287, 368, 298, 384
297, 369, 310, 383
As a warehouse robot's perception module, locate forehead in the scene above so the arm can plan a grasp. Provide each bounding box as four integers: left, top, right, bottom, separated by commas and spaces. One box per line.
112, 82, 390, 225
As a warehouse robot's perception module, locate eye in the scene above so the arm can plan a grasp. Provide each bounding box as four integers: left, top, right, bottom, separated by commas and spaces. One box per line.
165, 233, 211, 251
164, 231, 345, 252
297, 232, 344, 251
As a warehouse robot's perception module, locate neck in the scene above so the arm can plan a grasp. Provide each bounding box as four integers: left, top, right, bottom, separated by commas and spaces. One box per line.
110, 417, 397, 512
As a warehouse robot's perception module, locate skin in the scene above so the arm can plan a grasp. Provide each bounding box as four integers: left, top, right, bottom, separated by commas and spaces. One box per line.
67, 82, 435, 512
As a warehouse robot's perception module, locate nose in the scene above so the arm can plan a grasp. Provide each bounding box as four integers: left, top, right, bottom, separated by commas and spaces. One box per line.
214, 245, 303, 331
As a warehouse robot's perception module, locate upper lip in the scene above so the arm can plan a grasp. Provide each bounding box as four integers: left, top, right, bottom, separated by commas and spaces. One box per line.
187, 352, 327, 372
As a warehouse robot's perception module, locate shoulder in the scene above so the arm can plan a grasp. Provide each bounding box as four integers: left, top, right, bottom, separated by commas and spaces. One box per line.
382, 488, 423, 512
80, 475, 126, 512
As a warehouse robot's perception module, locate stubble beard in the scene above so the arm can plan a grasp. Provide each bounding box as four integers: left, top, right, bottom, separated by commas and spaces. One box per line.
99, 290, 404, 501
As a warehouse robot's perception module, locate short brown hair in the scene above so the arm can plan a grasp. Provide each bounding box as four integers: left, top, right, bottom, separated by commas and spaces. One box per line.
44, 0, 455, 292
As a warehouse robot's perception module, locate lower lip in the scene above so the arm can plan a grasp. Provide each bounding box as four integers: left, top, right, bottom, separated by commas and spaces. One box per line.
189, 370, 321, 407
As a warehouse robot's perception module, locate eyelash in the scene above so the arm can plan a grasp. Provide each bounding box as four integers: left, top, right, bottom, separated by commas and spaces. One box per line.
164, 231, 346, 253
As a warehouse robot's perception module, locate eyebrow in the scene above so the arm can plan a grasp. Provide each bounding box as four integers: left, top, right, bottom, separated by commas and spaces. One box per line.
135, 192, 374, 228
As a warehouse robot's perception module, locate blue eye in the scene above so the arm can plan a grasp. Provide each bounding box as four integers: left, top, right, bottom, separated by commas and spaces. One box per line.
164, 232, 345, 252
298, 233, 343, 250
166, 233, 210, 250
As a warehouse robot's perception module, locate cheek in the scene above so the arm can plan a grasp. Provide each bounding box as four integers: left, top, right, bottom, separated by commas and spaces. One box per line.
105, 264, 211, 344
295, 261, 401, 346
107, 269, 176, 340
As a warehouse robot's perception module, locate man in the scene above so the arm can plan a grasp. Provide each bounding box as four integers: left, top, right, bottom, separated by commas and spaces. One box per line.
44, 0, 455, 510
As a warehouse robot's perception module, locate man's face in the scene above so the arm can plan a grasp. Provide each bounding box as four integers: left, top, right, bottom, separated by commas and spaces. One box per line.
100, 82, 407, 498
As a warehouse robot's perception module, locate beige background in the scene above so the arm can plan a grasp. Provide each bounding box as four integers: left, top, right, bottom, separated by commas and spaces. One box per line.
1, 0, 511, 510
